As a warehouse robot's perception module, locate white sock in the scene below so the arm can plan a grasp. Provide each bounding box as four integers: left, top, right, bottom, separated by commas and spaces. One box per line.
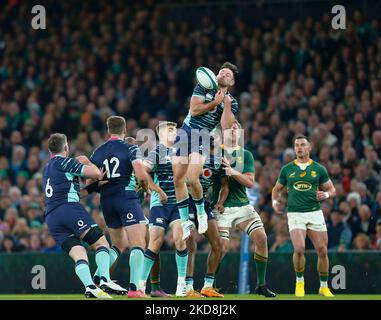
139, 280, 146, 292
296, 276, 304, 283
320, 281, 328, 288
177, 276, 186, 285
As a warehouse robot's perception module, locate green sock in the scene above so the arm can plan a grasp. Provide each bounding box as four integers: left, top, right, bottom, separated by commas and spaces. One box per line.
295, 268, 304, 281
254, 253, 268, 286
129, 247, 145, 290
142, 249, 157, 282
95, 247, 111, 282
95, 245, 120, 278
320, 272, 329, 282
177, 198, 189, 222
194, 198, 206, 216
176, 249, 189, 279
75, 260, 94, 288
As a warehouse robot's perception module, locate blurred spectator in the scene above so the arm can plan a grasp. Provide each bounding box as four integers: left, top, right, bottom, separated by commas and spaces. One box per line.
371, 218, 381, 250
352, 233, 371, 250
350, 205, 377, 238
270, 231, 293, 252
327, 211, 352, 251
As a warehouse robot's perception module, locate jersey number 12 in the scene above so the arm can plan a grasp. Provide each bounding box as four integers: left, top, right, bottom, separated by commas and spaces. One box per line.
103, 157, 121, 178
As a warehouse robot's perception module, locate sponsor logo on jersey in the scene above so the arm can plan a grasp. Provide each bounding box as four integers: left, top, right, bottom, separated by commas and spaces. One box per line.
293, 181, 312, 191
126, 213, 134, 220
289, 172, 296, 178
299, 172, 307, 177
202, 168, 212, 178
311, 171, 317, 177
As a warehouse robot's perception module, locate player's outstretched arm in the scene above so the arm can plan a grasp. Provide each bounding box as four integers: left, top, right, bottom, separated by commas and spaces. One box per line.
317, 180, 336, 201
272, 182, 285, 214
190, 91, 224, 117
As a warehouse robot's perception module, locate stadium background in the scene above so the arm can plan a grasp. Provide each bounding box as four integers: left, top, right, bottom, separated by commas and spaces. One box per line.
0, 0, 381, 294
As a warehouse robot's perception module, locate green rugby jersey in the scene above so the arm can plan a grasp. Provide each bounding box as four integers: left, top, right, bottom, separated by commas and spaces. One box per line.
277, 159, 330, 213
211, 147, 255, 208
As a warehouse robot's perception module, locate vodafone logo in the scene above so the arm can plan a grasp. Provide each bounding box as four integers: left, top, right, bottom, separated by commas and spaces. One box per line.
202, 168, 212, 179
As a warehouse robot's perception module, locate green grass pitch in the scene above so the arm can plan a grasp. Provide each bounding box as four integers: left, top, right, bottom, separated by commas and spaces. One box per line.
0, 294, 381, 300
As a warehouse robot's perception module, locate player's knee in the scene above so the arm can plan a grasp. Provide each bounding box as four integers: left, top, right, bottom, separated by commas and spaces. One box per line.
293, 245, 305, 255
210, 237, 223, 255
175, 239, 187, 251
82, 226, 107, 248
316, 245, 328, 257
173, 175, 185, 187
187, 173, 200, 187
62, 237, 83, 255
254, 231, 268, 250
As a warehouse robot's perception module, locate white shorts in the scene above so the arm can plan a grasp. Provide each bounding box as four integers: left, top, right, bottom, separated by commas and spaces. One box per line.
287, 210, 327, 232
215, 204, 264, 231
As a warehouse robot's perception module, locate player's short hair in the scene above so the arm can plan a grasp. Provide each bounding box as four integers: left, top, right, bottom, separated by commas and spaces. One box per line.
293, 134, 310, 144
220, 62, 239, 79
155, 121, 177, 135
107, 116, 126, 135
48, 133, 67, 154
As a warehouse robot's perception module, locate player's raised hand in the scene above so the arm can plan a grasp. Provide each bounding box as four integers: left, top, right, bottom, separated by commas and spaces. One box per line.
223, 93, 231, 106
222, 157, 235, 176
213, 90, 225, 105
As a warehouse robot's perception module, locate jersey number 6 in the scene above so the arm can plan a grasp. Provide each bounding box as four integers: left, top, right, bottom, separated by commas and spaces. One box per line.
45, 178, 53, 197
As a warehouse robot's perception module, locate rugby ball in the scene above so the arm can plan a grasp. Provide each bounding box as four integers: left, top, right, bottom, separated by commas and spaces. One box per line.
196, 67, 218, 90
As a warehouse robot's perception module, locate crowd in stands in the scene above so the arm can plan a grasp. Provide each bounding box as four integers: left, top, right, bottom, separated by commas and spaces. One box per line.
1, 1, 381, 253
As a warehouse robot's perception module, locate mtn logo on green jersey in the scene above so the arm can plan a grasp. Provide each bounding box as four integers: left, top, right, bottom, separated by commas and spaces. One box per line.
293, 181, 312, 191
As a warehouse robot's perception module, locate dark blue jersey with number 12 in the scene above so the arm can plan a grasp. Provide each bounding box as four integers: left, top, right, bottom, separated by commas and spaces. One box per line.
90, 137, 141, 196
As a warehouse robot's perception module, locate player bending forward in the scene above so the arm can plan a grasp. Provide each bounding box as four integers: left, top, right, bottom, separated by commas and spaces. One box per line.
272, 134, 336, 297
213, 121, 276, 297
43, 133, 126, 298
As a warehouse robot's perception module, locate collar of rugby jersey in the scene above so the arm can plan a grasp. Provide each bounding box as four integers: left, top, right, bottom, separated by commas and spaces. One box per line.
221, 144, 241, 152
294, 159, 313, 170
50, 154, 64, 159
108, 136, 123, 141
